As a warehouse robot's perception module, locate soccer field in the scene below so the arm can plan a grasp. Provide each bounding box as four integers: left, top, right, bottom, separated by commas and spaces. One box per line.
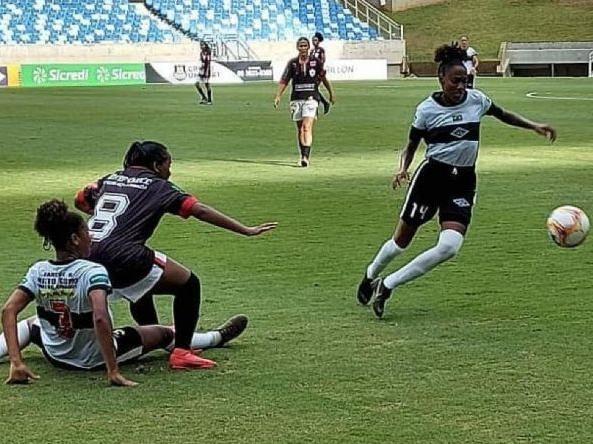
0, 78, 592, 443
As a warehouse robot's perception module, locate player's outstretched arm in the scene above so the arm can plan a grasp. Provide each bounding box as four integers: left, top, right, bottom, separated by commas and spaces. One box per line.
89, 290, 137, 387
2, 289, 39, 385
490, 106, 557, 142
191, 202, 278, 236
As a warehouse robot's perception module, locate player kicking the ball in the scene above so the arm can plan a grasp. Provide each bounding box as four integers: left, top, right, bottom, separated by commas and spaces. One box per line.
356, 43, 556, 319
74, 141, 277, 369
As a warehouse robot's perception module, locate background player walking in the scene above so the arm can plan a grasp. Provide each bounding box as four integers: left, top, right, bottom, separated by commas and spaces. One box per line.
274, 37, 334, 167
195, 41, 213, 105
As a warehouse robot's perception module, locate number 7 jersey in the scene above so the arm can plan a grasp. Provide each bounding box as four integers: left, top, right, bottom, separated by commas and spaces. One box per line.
19, 259, 113, 369
88, 167, 198, 288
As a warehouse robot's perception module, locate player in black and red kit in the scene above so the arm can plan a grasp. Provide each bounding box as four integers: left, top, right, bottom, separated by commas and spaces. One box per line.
195, 41, 212, 105
310, 32, 332, 115
75, 141, 277, 370
274, 37, 335, 167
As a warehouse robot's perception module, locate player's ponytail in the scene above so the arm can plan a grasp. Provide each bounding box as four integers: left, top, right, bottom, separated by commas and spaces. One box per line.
35, 199, 85, 250
123, 140, 170, 171
435, 42, 466, 77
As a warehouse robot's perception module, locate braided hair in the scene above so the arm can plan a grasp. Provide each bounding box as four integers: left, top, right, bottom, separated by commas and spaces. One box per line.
123, 141, 170, 170
35, 200, 85, 250
434, 42, 467, 78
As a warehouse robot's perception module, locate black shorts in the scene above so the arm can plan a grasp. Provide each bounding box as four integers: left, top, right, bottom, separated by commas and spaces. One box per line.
400, 158, 476, 228
31, 324, 144, 371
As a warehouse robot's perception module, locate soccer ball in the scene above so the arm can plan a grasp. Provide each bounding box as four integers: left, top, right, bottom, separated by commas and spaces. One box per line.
547, 206, 590, 248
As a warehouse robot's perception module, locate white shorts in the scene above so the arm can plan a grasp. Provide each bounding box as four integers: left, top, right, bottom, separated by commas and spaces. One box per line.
290, 99, 318, 121
109, 251, 167, 303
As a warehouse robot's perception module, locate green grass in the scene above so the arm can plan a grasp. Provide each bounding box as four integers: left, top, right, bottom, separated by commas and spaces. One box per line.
0, 79, 592, 443
391, 0, 593, 60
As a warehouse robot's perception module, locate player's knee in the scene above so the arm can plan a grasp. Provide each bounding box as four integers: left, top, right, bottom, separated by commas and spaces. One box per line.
435, 229, 464, 260
179, 273, 201, 302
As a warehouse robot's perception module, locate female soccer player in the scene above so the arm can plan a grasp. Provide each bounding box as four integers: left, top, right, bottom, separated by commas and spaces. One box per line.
195, 41, 212, 105
356, 43, 556, 318
274, 37, 335, 167
75, 141, 276, 369
459, 35, 479, 89
1, 200, 174, 386
310, 32, 331, 115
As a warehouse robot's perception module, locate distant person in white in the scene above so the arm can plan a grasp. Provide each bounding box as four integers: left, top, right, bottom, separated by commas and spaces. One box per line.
356, 43, 556, 319
459, 35, 479, 88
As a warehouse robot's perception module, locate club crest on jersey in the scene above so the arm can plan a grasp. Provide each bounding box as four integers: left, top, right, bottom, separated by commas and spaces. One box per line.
452, 114, 463, 122
450, 127, 469, 139
309, 68, 316, 77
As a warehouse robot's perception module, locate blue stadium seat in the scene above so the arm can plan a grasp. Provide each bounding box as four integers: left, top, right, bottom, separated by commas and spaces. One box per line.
0, 0, 379, 44
0, 0, 183, 44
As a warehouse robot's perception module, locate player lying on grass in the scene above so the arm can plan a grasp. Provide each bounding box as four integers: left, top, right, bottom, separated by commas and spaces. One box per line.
0, 200, 245, 386
357, 42, 557, 319
75, 141, 276, 369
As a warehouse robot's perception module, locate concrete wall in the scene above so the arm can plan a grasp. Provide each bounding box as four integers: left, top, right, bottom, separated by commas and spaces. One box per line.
382, 0, 444, 11
0, 40, 406, 76
0, 42, 203, 64
250, 39, 405, 76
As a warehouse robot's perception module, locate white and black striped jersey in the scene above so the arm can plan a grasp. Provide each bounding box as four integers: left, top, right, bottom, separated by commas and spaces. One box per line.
19, 259, 113, 369
411, 89, 494, 167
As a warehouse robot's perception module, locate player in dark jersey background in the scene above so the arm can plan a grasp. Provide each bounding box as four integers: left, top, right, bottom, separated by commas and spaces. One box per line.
274, 37, 335, 167
195, 41, 212, 105
75, 141, 277, 369
356, 43, 556, 319
310, 32, 332, 115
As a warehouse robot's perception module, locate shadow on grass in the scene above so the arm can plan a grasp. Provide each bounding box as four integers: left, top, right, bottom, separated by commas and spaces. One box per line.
197, 157, 301, 168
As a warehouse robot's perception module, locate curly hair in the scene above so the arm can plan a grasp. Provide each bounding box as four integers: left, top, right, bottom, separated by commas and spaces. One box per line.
434, 42, 467, 77
35, 200, 85, 250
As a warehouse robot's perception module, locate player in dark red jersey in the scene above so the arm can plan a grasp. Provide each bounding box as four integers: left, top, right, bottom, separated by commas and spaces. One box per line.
195, 41, 212, 105
75, 141, 277, 370
310, 32, 332, 115
274, 37, 335, 167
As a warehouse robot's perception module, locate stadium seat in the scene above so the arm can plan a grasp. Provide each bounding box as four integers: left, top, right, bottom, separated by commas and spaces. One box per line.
0, 0, 183, 44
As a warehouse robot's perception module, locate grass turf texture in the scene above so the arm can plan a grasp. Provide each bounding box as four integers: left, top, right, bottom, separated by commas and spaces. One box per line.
0, 79, 592, 443
391, 0, 593, 61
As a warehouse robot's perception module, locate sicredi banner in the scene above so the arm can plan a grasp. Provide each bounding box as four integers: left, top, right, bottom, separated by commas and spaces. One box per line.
272, 59, 387, 81
21, 64, 145, 87
145, 61, 273, 84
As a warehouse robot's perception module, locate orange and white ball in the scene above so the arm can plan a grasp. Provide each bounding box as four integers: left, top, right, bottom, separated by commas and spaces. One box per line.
547, 206, 590, 248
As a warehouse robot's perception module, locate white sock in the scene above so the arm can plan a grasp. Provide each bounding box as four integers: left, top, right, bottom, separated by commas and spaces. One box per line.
367, 239, 405, 279
0, 319, 33, 359
191, 331, 222, 349
165, 331, 222, 352
383, 230, 464, 290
